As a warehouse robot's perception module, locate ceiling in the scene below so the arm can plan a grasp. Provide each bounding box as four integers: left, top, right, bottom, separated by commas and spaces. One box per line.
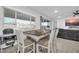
26, 6, 79, 20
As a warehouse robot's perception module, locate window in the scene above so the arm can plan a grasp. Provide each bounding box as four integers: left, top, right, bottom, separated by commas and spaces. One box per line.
4, 8, 16, 25
16, 12, 31, 28
40, 16, 51, 30
17, 19, 30, 28
30, 16, 36, 28
17, 12, 30, 20
41, 22, 48, 26
31, 16, 35, 21
4, 17, 16, 25
3, 8, 36, 28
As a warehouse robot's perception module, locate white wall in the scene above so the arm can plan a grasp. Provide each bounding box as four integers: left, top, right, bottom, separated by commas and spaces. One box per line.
57, 19, 68, 29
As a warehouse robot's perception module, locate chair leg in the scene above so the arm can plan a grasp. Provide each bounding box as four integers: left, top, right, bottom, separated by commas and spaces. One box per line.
48, 46, 51, 53
18, 51, 20, 53
23, 46, 25, 53
48, 48, 50, 53
18, 44, 20, 53
37, 44, 50, 53
33, 43, 35, 53
36, 44, 39, 53
18, 43, 36, 53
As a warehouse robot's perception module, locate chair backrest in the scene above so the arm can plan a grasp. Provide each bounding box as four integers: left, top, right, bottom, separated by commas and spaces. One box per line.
53, 28, 59, 52
48, 29, 57, 53
16, 30, 26, 43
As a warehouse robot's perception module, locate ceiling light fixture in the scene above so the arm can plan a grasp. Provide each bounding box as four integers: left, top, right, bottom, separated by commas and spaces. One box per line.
57, 16, 61, 18
54, 10, 59, 13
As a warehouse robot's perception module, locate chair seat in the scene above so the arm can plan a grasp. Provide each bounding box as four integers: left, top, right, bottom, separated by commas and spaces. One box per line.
38, 35, 49, 47
24, 39, 34, 46
19, 36, 34, 46
38, 38, 49, 47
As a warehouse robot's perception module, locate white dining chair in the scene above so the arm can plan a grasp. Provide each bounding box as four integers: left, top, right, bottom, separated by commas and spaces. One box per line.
16, 30, 35, 53
37, 29, 56, 53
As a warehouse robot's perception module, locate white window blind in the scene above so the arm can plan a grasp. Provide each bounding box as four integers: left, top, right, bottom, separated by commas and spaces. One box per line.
4, 8, 16, 25
4, 8, 15, 18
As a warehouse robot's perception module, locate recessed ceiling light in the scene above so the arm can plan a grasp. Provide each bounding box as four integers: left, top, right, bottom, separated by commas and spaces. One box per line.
54, 10, 59, 13
58, 16, 61, 18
